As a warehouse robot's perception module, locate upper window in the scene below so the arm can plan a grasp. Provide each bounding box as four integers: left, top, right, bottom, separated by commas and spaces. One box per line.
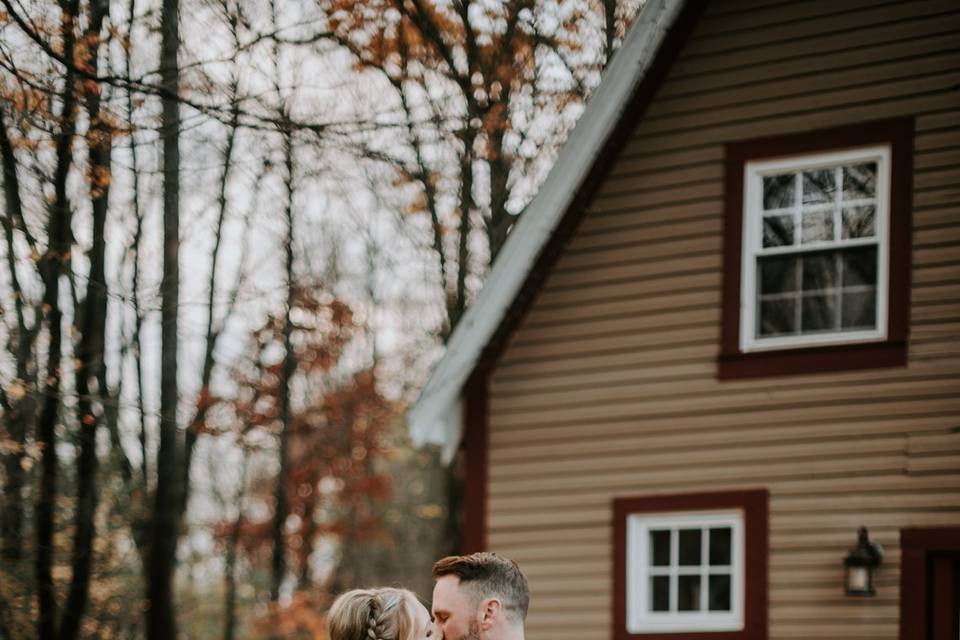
720, 118, 913, 379
740, 146, 890, 352
613, 491, 768, 640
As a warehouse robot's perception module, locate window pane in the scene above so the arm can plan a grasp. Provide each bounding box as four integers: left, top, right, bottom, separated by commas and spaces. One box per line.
651, 576, 670, 612
650, 530, 670, 567
708, 574, 732, 612
802, 293, 837, 332
709, 527, 732, 566
841, 246, 878, 288
842, 206, 875, 239
802, 253, 839, 292
801, 209, 835, 243
763, 215, 794, 247
841, 290, 876, 329
763, 174, 794, 210
678, 529, 702, 566
759, 255, 797, 294
803, 169, 836, 204
843, 162, 877, 200
678, 575, 701, 612
759, 298, 797, 336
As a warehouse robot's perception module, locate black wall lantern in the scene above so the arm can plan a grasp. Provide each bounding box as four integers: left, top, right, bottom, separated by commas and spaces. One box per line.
844, 527, 883, 596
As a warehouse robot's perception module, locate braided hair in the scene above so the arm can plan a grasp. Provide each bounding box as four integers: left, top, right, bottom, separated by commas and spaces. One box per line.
329, 588, 417, 640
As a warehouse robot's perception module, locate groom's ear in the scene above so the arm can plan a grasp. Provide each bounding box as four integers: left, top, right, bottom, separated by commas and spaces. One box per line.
479, 598, 502, 630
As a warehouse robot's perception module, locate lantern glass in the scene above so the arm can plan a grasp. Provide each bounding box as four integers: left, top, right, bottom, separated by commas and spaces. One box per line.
845, 565, 873, 595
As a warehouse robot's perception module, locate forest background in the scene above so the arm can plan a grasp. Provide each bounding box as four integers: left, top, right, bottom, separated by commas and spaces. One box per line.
0, 0, 640, 637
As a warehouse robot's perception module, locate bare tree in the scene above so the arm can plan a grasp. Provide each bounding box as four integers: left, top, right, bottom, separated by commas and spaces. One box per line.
33, 2, 83, 637
59, 3, 112, 637
147, 0, 184, 637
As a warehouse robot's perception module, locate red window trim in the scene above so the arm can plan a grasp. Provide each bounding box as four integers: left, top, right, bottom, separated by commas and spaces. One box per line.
718, 118, 914, 380
462, 370, 488, 554
612, 490, 768, 640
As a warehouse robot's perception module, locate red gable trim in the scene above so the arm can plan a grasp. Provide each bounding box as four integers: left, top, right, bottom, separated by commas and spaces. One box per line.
462, 371, 488, 554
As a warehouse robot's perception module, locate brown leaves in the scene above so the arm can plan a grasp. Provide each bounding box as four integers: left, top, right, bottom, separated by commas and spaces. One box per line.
86, 163, 111, 199
213, 283, 399, 591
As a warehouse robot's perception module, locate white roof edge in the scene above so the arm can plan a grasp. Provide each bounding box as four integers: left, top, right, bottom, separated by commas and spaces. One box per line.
408, 0, 688, 451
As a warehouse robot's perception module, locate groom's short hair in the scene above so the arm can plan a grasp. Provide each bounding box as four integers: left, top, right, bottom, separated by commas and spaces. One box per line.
432, 552, 529, 622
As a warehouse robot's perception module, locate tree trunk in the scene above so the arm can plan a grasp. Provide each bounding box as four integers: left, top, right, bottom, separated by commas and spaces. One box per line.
603, 0, 617, 63
451, 129, 476, 328
147, 0, 183, 636
59, 2, 111, 636
0, 109, 33, 568
486, 125, 512, 261
35, 2, 82, 636
223, 453, 247, 640
270, 125, 296, 605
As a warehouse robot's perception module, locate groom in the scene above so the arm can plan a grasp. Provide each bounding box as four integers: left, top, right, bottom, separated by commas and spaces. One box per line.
430, 552, 529, 640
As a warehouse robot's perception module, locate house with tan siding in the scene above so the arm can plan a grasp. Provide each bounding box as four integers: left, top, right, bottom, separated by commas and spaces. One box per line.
408, 1, 960, 638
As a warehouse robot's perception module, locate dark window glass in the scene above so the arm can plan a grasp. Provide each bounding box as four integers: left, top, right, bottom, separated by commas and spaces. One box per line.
802, 253, 839, 292
678, 529, 701, 566
650, 530, 670, 567
763, 215, 794, 247
801, 293, 837, 332
651, 576, 670, 612
709, 527, 732, 566
759, 298, 797, 336
801, 209, 834, 243
842, 206, 875, 239
841, 247, 878, 288
759, 255, 797, 295
841, 290, 876, 329
803, 169, 835, 204
842, 163, 877, 200
678, 575, 701, 612
708, 574, 732, 612
763, 174, 794, 210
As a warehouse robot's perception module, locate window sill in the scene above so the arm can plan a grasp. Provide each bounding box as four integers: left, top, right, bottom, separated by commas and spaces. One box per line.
717, 340, 907, 380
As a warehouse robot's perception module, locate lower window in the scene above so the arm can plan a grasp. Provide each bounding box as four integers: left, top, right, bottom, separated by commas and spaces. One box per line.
627, 512, 743, 632
613, 490, 768, 640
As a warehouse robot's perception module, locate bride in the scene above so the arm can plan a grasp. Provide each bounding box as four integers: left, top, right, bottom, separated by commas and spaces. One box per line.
328, 588, 436, 640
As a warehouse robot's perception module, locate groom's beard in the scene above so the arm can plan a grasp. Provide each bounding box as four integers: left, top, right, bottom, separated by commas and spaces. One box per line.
453, 620, 482, 640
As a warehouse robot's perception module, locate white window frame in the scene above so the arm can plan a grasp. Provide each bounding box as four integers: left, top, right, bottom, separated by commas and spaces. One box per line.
739, 146, 891, 352
626, 510, 744, 634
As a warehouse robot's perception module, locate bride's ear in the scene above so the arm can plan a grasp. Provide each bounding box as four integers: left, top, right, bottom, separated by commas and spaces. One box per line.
480, 598, 502, 630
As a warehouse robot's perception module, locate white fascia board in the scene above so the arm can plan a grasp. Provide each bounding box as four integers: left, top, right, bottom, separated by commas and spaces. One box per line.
407, 0, 686, 454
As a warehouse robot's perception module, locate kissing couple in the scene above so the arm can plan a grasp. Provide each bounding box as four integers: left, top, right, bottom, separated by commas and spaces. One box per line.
328, 552, 528, 640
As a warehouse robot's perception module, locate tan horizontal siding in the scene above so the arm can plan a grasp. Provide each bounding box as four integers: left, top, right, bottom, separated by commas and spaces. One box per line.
487, 2, 960, 639
622, 94, 958, 158
665, 18, 960, 96
680, 0, 957, 61
650, 51, 960, 120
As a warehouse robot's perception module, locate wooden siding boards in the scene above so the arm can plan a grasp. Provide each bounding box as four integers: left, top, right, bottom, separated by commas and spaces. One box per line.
483, 2, 960, 639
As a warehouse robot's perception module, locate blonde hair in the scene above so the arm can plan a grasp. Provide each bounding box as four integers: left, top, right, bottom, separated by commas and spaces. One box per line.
328, 588, 418, 640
